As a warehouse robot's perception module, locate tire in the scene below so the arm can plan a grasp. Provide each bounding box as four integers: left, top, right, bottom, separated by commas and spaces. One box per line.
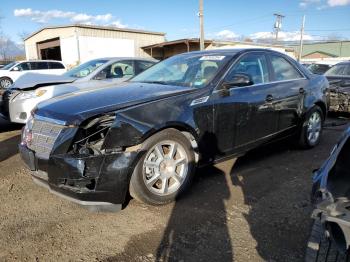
305, 220, 348, 262
299, 105, 324, 149
129, 128, 195, 205
0, 77, 13, 89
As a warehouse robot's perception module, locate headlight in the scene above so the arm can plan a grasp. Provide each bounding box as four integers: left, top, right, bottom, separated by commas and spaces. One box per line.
15, 89, 48, 100
35, 89, 47, 97
21, 116, 34, 146
16, 91, 36, 100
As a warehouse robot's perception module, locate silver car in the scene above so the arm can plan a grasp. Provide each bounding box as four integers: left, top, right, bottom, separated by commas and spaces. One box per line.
6, 57, 156, 123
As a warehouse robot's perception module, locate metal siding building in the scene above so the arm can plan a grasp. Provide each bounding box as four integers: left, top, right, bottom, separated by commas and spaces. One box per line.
24, 24, 165, 67
293, 41, 350, 59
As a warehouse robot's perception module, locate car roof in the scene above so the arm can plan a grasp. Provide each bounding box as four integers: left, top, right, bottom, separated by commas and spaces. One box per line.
88, 57, 158, 62
16, 60, 65, 63
334, 61, 350, 66
177, 48, 290, 57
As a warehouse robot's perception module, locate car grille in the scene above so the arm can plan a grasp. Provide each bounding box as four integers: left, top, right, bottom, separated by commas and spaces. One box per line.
28, 119, 65, 159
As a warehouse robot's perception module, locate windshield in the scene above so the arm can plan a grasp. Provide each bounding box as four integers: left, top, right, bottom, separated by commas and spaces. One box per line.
325, 64, 350, 76
1, 62, 17, 70
63, 59, 108, 78
307, 64, 331, 74
131, 54, 233, 88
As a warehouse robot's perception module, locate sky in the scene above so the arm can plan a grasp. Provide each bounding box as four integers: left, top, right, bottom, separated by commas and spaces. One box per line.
1, 0, 350, 43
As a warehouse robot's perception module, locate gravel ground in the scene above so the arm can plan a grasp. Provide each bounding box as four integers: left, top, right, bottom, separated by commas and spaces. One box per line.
0, 116, 348, 262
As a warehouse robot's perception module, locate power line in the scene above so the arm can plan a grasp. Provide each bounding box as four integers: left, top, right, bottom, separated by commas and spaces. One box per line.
205, 14, 272, 31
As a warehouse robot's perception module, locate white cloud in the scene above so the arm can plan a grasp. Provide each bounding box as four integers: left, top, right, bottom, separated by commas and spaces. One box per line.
299, 0, 321, 7
250, 31, 316, 41
327, 0, 350, 6
110, 20, 127, 28
14, 8, 126, 27
299, 0, 350, 8
216, 30, 239, 40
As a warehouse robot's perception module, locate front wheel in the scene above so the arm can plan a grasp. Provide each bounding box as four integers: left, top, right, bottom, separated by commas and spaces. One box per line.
305, 220, 348, 262
299, 106, 324, 148
129, 129, 195, 205
0, 77, 13, 88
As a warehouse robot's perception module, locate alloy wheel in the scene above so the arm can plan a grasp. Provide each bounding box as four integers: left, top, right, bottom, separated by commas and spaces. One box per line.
0, 79, 12, 88
307, 111, 322, 144
142, 140, 188, 196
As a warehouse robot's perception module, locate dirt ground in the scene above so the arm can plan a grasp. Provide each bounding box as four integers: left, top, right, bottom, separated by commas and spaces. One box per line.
0, 116, 348, 262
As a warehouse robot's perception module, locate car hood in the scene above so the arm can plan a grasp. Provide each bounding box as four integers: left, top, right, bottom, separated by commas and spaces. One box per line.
35, 82, 195, 125
12, 73, 76, 90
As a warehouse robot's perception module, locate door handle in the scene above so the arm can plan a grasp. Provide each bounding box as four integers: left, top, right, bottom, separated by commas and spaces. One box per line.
299, 88, 305, 94
265, 94, 274, 102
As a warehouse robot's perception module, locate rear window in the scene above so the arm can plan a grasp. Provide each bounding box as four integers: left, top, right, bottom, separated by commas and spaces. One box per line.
49, 62, 65, 69
270, 55, 303, 81
325, 64, 350, 76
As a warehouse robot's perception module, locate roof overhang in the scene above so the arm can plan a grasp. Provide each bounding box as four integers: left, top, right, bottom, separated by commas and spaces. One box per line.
25, 24, 166, 41
142, 38, 213, 50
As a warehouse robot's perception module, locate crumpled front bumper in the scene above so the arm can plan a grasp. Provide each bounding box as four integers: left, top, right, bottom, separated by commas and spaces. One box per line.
19, 143, 139, 211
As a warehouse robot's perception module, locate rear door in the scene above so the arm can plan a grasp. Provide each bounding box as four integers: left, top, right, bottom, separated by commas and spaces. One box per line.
267, 54, 307, 133
29, 62, 53, 75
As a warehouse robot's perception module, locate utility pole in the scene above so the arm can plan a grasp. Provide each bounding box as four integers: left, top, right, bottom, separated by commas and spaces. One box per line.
298, 15, 306, 62
199, 0, 205, 51
273, 13, 285, 43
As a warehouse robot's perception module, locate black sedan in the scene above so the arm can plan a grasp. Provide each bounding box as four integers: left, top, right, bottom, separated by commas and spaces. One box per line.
325, 61, 350, 113
19, 49, 329, 210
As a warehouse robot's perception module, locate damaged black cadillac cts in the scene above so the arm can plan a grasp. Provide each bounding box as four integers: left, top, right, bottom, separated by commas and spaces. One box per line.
19, 49, 329, 210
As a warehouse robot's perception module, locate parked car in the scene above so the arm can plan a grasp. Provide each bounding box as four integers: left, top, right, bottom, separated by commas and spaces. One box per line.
306, 126, 350, 261
19, 49, 328, 210
2, 57, 156, 123
324, 61, 350, 113
0, 60, 66, 89
307, 63, 332, 75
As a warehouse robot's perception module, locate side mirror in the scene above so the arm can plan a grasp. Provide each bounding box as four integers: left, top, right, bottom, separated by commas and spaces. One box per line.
12, 66, 20, 72
94, 71, 107, 80
223, 73, 253, 89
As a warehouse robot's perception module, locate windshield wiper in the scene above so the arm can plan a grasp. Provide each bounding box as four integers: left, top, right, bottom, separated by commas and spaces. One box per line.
139, 81, 168, 85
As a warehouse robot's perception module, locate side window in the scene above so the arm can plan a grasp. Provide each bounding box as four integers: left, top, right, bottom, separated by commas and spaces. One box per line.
102, 61, 135, 79
30, 62, 48, 70
136, 61, 155, 74
225, 53, 269, 85
345, 65, 350, 76
17, 62, 30, 71
49, 62, 65, 69
270, 55, 303, 81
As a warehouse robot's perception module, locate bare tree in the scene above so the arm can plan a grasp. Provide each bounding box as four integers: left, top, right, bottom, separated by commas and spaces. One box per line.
0, 31, 10, 60
18, 31, 30, 41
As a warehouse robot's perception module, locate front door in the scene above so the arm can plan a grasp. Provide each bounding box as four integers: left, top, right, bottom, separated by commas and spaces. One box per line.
213, 52, 278, 153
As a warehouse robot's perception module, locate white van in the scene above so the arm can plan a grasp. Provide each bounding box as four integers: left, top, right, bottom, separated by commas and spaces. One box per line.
0, 60, 66, 88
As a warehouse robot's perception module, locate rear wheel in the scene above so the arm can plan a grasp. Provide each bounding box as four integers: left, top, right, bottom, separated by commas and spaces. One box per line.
299, 106, 324, 148
129, 128, 195, 205
0, 77, 13, 88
